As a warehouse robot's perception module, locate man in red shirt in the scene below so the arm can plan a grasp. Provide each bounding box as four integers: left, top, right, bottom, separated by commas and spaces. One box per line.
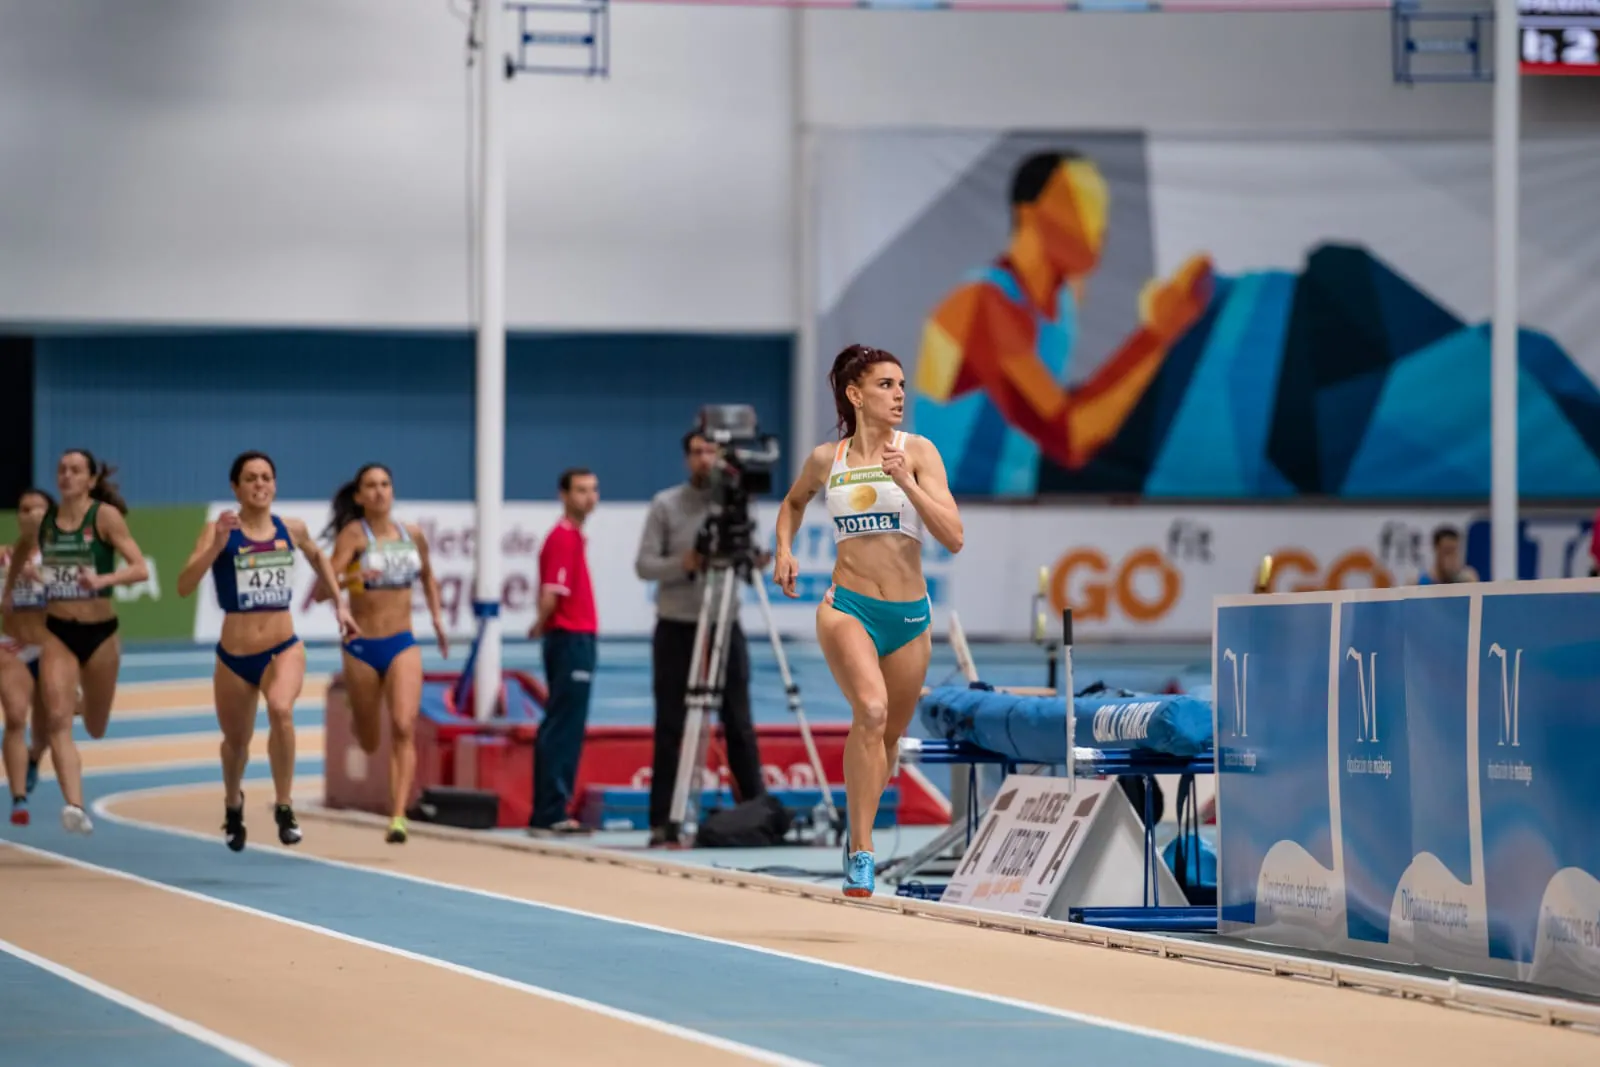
527, 467, 599, 833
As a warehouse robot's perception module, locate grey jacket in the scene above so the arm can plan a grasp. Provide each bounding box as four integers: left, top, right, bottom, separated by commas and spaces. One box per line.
634, 481, 761, 623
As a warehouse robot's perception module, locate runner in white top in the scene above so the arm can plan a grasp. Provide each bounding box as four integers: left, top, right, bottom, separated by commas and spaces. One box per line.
1, 488, 54, 825
773, 344, 965, 898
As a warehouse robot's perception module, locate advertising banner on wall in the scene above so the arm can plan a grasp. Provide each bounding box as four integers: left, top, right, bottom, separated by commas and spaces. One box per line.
0, 504, 208, 642
179, 501, 1479, 644
813, 129, 1600, 501
1214, 581, 1600, 997
14, 501, 1580, 644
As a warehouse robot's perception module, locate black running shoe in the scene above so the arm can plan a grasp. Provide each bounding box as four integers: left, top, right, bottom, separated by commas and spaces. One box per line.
275, 804, 302, 846
223, 800, 246, 852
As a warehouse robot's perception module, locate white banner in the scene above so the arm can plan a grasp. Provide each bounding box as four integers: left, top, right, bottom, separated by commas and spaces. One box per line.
941, 777, 1113, 918
191, 501, 1477, 643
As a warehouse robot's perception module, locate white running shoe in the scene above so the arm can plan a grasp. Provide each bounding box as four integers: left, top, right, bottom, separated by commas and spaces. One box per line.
60, 805, 93, 835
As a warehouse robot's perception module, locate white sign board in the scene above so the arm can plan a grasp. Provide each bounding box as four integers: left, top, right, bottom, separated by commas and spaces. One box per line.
941, 777, 1114, 916
190, 500, 1478, 642
942, 774, 1191, 918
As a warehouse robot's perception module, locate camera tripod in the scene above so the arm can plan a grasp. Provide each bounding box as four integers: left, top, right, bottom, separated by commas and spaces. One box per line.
664, 547, 840, 846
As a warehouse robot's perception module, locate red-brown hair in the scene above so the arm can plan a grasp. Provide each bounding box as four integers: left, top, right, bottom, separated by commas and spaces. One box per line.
828, 344, 902, 439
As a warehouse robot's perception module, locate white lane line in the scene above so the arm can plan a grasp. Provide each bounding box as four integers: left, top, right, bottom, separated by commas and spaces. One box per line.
30, 758, 324, 784
0, 935, 292, 1067
111, 701, 324, 722
0, 838, 818, 1067
95, 783, 1311, 1067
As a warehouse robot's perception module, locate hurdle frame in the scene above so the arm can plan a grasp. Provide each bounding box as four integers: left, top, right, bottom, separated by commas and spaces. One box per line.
887, 608, 1219, 934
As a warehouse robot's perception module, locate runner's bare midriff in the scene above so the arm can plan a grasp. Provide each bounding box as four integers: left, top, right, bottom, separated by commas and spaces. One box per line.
2, 605, 46, 647
46, 596, 115, 625
832, 534, 926, 602
219, 608, 297, 657
351, 585, 413, 641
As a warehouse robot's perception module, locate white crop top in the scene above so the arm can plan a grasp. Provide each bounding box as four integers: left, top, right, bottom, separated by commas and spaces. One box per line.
824, 431, 926, 544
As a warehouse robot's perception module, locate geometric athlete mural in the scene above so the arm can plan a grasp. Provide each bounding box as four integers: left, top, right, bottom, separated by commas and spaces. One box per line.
816, 130, 1600, 502
1051, 244, 1600, 498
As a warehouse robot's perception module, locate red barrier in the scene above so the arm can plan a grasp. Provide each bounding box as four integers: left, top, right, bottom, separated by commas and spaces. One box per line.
323, 676, 952, 829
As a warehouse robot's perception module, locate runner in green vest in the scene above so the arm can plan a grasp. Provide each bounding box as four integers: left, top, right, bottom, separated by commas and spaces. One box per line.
2, 449, 149, 835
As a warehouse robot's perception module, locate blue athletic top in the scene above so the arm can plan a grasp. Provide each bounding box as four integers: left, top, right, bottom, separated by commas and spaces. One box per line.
210, 515, 296, 614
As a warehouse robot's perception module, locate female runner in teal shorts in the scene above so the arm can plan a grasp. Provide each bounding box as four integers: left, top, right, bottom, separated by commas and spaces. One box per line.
772, 344, 965, 897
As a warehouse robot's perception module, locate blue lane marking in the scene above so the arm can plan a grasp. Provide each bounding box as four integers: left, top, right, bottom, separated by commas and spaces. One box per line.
78, 705, 323, 743
0, 940, 248, 1067
4, 764, 1271, 1067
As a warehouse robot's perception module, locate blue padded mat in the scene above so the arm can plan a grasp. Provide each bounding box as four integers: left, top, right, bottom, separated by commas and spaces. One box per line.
917, 685, 1214, 762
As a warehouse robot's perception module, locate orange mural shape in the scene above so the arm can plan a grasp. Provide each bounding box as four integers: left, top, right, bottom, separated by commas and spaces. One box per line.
916, 151, 1216, 482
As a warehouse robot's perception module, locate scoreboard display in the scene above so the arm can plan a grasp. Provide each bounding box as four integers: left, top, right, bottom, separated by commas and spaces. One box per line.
1521, 0, 1600, 75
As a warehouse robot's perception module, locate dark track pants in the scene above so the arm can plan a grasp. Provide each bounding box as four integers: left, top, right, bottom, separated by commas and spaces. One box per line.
648, 619, 765, 829
531, 629, 597, 828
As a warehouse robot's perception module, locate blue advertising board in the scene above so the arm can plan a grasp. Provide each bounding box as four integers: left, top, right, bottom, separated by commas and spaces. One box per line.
1214, 579, 1600, 996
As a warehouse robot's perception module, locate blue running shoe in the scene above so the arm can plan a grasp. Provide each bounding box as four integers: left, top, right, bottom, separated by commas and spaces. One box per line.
843, 850, 875, 898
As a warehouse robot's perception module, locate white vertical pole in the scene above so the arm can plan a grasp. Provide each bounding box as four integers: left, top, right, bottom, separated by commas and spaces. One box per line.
1491, 0, 1520, 584
790, 6, 817, 479
473, 0, 508, 720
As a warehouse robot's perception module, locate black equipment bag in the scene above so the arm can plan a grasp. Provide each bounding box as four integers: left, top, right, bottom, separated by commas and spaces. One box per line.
694, 794, 793, 848
409, 786, 501, 831
1169, 772, 1216, 906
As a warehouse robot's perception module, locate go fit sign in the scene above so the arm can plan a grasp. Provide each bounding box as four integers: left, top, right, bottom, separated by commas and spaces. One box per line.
1044, 544, 1397, 626
1047, 547, 1183, 624
1259, 548, 1396, 593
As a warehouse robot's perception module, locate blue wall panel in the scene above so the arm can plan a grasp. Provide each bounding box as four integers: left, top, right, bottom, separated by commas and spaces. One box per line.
33, 329, 791, 505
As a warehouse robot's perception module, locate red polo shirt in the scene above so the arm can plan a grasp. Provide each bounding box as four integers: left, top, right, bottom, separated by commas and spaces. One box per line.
539, 517, 597, 634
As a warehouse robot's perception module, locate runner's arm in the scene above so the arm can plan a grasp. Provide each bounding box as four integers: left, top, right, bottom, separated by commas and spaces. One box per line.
1, 529, 34, 608
287, 518, 346, 611
773, 443, 831, 561
176, 521, 227, 598
901, 437, 964, 554
411, 524, 448, 648
91, 507, 150, 590
311, 523, 362, 604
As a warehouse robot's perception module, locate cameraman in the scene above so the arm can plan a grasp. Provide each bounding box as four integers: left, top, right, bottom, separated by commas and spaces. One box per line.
634, 429, 768, 845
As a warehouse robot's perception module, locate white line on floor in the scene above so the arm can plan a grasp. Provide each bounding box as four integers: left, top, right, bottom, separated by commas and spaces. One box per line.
0, 838, 819, 1067
0, 935, 292, 1066
94, 783, 1311, 1067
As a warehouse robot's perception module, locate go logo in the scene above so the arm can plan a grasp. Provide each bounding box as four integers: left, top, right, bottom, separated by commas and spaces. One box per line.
1047, 547, 1182, 623
1264, 548, 1393, 591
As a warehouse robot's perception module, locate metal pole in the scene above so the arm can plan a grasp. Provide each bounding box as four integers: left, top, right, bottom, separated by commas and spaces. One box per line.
1491, 0, 1519, 584
790, 5, 817, 479
750, 572, 835, 826
473, 0, 508, 719
1061, 609, 1075, 792
669, 570, 719, 830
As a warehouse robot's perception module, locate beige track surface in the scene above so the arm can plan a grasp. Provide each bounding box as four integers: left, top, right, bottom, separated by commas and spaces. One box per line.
6, 678, 1595, 1067
104, 781, 1600, 1067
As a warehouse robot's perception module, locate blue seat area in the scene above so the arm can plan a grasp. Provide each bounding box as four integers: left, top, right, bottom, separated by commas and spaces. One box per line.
917, 684, 1214, 764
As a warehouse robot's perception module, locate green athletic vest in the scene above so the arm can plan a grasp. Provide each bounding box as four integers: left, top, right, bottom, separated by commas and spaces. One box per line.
39, 502, 117, 601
